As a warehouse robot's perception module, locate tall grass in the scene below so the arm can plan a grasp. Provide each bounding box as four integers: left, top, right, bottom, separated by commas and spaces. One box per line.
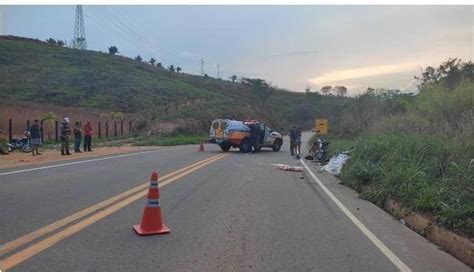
325, 73, 474, 237
370, 80, 474, 143
335, 134, 474, 237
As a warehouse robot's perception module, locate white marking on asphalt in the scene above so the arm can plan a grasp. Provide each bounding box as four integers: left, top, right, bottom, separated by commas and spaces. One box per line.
0, 146, 189, 176
300, 159, 412, 272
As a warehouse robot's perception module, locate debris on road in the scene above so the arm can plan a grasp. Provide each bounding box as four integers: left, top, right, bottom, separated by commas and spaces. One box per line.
271, 164, 304, 172
320, 152, 350, 176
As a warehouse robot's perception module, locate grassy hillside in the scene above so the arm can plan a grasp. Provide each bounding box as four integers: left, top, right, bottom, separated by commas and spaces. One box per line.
0, 36, 349, 132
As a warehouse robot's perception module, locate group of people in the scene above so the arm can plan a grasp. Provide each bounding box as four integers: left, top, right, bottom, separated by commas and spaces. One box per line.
25, 117, 94, 156
289, 126, 302, 159
59, 118, 93, 155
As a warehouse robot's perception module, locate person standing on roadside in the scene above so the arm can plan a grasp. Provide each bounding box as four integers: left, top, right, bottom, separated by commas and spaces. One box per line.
289, 126, 297, 156
74, 121, 82, 153
60, 117, 72, 155
295, 127, 302, 159
29, 119, 42, 156
249, 123, 260, 153
83, 120, 93, 152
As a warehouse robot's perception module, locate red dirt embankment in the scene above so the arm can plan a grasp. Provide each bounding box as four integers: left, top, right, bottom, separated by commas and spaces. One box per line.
0, 102, 134, 138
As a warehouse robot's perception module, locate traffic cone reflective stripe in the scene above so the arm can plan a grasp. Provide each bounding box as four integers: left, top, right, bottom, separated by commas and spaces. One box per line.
133, 172, 170, 236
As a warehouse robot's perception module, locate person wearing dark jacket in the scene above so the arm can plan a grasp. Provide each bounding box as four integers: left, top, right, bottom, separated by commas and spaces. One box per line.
289, 126, 297, 156
249, 123, 260, 153
29, 119, 42, 155
73, 121, 82, 153
60, 117, 72, 155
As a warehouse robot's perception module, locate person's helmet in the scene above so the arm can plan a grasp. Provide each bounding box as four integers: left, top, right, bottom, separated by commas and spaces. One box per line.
64, 117, 70, 123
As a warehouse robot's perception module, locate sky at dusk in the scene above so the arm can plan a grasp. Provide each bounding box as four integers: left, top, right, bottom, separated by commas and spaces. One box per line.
1, 5, 472, 94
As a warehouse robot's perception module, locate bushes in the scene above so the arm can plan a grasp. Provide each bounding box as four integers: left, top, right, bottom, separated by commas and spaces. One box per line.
335, 134, 474, 237
370, 80, 474, 142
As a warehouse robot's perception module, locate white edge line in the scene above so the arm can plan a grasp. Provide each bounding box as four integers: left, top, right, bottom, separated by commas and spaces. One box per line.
0, 146, 189, 176
300, 159, 412, 272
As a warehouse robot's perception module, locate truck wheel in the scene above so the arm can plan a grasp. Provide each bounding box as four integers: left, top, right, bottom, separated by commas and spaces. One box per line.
239, 138, 251, 153
220, 142, 231, 152
272, 139, 282, 152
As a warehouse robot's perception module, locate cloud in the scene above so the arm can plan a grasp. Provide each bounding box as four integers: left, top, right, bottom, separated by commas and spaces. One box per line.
263, 50, 318, 59
309, 62, 419, 85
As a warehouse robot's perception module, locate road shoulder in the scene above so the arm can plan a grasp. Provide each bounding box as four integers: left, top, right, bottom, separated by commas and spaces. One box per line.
302, 161, 471, 271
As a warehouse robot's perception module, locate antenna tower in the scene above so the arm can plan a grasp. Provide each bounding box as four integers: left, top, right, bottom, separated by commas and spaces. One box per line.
72, 5, 87, 50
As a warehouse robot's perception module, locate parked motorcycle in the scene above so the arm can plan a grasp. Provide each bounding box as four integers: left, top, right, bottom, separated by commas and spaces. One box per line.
8, 132, 32, 153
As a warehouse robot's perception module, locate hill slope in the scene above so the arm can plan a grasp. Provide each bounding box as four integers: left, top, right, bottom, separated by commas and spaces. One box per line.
0, 36, 349, 132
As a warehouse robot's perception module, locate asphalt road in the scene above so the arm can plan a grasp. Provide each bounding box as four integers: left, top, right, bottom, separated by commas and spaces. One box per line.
0, 134, 470, 271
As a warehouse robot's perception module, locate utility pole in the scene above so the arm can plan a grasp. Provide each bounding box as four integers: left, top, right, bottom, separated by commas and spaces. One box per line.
200, 58, 205, 76
72, 5, 87, 50
217, 64, 220, 79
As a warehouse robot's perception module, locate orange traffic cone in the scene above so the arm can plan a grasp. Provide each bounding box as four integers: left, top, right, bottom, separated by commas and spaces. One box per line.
133, 172, 170, 235
198, 141, 205, 152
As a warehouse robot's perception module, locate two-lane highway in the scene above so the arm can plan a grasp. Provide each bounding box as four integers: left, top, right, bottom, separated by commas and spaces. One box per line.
0, 138, 470, 271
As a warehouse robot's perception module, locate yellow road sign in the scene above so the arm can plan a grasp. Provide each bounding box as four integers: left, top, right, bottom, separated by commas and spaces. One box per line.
315, 118, 328, 135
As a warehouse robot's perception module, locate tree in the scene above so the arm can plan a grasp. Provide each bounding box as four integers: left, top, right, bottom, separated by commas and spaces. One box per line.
176, 66, 182, 73
108, 46, 119, 55
41, 112, 57, 140
149, 57, 156, 66
240, 77, 273, 107
415, 58, 468, 90
305, 87, 311, 94
334, 86, 348, 96
365, 87, 376, 95
168, 65, 175, 72
46, 38, 56, 45
135, 55, 142, 61
156, 62, 163, 69
230, 75, 237, 82
320, 86, 332, 95
57, 40, 65, 47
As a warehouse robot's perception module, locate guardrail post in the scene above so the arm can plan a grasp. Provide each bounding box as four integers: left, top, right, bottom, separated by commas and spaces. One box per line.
40, 120, 44, 143
105, 121, 109, 138
98, 121, 101, 138
8, 118, 12, 141
55, 121, 59, 142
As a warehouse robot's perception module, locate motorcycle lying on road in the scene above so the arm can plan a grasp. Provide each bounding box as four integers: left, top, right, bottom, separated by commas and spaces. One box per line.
307, 137, 329, 162
8, 132, 32, 153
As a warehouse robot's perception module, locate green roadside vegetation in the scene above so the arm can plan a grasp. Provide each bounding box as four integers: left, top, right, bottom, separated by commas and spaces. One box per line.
314, 59, 473, 237
40, 134, 204, 148
132, 134, 206, 146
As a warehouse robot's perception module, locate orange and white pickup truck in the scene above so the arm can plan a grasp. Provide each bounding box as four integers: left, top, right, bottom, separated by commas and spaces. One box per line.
208, 119, 283, 152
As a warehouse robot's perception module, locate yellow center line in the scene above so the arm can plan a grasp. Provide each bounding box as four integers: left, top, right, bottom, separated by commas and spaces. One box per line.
1, 153, 230, 270
0, 153, 227, 257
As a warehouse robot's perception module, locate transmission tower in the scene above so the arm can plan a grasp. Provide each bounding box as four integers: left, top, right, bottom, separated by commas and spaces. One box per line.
217, 64, 220, 79
72, 5, 87, 50
200, 58, 205, 76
